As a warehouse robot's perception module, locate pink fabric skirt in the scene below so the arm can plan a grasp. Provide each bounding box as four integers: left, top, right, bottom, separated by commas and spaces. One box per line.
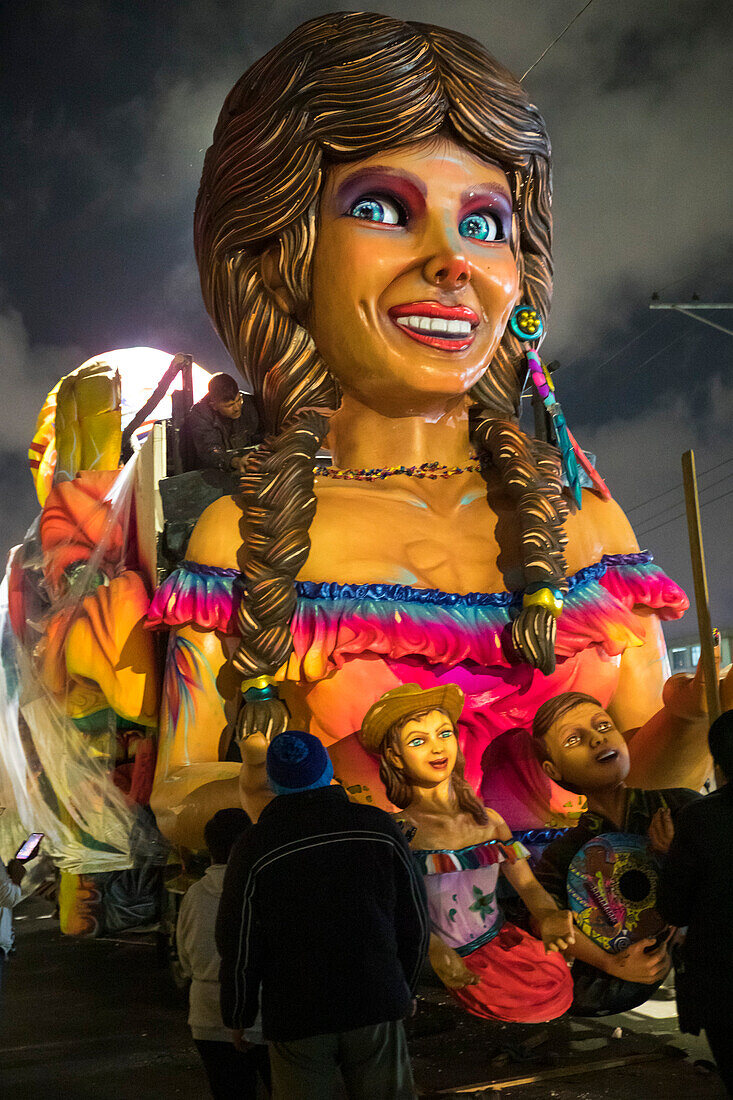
451, 923, 573, 1023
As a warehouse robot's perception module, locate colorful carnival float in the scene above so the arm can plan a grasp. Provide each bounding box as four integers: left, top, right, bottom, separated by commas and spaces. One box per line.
1, 14, 729, 954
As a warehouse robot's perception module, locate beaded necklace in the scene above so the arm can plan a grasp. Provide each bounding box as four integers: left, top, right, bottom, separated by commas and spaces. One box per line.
316, 455, 483, 481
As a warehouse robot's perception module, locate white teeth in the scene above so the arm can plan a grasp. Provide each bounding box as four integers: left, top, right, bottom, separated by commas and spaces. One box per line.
395, 315, 473, 337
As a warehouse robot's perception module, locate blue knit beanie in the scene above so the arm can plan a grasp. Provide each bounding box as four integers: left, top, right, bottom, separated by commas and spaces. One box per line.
266, 731, 334, 795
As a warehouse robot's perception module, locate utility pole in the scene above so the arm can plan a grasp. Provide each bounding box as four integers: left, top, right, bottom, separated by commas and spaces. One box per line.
649, 299, 733, 338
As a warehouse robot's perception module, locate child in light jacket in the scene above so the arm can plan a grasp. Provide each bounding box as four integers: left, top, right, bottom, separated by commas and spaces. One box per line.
177, 808, 270, 1098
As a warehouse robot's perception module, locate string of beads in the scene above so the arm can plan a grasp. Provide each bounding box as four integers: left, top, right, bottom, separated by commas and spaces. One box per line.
315, 456, 484, 481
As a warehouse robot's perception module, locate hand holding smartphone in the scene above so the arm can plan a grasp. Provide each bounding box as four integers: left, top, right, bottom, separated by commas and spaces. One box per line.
14, 832, 44, 863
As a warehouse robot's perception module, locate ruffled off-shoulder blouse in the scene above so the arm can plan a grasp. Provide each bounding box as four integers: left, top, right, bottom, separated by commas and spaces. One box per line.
412, 838, 530, 955
147, 552, 687, 824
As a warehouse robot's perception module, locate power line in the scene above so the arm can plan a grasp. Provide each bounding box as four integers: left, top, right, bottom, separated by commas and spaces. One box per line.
636, 484, 733, 539
567, 319, 694, 398
625, 456, 733, 515
654, 256, 733, 296
631, 470, 733, 530
616, 330, 694, 380
521, 0, 598, 81
564, 316, 665, 378
634, 494, 685, 530
696, 469, 733, 497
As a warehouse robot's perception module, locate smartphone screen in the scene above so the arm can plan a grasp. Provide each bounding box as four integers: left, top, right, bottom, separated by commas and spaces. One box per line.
14, 832, 44, 862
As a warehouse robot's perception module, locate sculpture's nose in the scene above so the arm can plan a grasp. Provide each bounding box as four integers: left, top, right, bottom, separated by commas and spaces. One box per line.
423, 251, 470, 290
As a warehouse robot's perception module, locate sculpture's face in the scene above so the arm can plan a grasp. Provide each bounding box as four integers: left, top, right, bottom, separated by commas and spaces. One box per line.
309, 138, 520, 416
542, 703, 631, 793
394, 708, 458, 789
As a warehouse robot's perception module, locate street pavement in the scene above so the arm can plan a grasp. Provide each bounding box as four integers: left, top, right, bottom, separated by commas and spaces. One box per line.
0, 896, 726, 1099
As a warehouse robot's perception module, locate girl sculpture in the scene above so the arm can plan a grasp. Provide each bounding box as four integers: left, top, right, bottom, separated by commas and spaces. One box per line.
360, 683, 574, 1022
148, 13, 710, 848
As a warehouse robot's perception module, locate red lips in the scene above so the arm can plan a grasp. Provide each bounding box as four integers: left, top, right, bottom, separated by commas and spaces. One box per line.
429, 757, 449, 769
389, 302, 480, 323
388, 301, 479, 351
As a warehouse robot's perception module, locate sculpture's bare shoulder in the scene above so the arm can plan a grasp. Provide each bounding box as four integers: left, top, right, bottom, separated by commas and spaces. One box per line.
563, 489, 640, 575
185, 493, 245, 569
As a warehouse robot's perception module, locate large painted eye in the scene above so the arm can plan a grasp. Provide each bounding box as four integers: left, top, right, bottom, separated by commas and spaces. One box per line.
407, 736, 425, 748
349, 195, 404, 225
438, 730, 454, 740
459, 211, 503, 242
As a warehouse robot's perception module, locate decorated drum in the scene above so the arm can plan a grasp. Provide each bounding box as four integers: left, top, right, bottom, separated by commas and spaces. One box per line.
567, 833, 666, 953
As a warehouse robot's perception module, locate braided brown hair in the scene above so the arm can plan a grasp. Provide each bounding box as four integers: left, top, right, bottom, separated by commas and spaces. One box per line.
194, 13, 568, 737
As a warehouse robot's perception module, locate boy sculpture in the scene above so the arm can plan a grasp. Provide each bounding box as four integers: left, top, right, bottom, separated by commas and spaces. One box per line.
533, 692, 700, 1016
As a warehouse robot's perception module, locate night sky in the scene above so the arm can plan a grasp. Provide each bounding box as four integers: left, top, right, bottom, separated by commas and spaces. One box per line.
2, 0, 731, 638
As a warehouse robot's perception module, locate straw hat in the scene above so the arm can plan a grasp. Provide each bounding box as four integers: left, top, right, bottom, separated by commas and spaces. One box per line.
359, 683, 465, 755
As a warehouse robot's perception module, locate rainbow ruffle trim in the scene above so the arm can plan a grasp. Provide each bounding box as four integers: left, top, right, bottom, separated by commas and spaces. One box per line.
414, 838, 530, 876
145, 552, 688, 679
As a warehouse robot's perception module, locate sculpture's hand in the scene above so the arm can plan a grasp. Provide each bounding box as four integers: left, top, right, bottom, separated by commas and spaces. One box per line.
606, 935, 672, 985
662, 642, 721, 721
238, 732, 276, 821
537, 909, 575, 953
647, 807, 675, 855
429, 935, 479, 990
240, 731, 269, 766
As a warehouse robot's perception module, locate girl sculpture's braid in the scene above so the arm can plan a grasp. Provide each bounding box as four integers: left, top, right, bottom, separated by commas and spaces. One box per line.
194, 13, 569, 738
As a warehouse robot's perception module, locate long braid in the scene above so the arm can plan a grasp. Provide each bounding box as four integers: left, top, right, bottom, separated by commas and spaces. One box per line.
202, 218, 337, 737
474, 418, 569, 672
468, 148, 567, 674
194, 14, 575, 734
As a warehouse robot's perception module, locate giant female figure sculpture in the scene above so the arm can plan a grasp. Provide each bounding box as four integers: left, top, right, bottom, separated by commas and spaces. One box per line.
148, 13, 714, 847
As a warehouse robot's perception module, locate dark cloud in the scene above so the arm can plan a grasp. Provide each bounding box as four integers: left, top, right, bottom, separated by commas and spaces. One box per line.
1, 0, 731, 629
576, 373, 733, 641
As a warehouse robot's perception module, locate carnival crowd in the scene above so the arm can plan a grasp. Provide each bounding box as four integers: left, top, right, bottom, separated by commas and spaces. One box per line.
2, 701, 731, 1099
173, 697, 733, 1099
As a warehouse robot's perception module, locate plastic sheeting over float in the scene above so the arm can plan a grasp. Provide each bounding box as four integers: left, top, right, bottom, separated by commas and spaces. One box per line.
0, 452, 161, 876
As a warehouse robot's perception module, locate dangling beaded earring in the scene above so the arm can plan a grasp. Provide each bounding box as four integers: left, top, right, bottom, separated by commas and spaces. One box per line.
509, 304, 610, 507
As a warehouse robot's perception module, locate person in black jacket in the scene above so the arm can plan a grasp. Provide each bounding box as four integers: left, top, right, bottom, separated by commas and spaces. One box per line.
216, 730, 430, 1099
659, 710, 733, 1095
186, 372, 261, 471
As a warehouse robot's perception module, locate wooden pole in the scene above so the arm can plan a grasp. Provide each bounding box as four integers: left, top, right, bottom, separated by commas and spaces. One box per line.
681, 450, 721, 725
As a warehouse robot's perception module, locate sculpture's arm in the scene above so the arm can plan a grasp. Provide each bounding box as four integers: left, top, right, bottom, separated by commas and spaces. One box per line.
150, 494, 250, 848
610, 614, 714, 790
150, 623, 242, 849
232, 732, 277, 822
567, 490, 713, 790
428, 933, 478, 990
